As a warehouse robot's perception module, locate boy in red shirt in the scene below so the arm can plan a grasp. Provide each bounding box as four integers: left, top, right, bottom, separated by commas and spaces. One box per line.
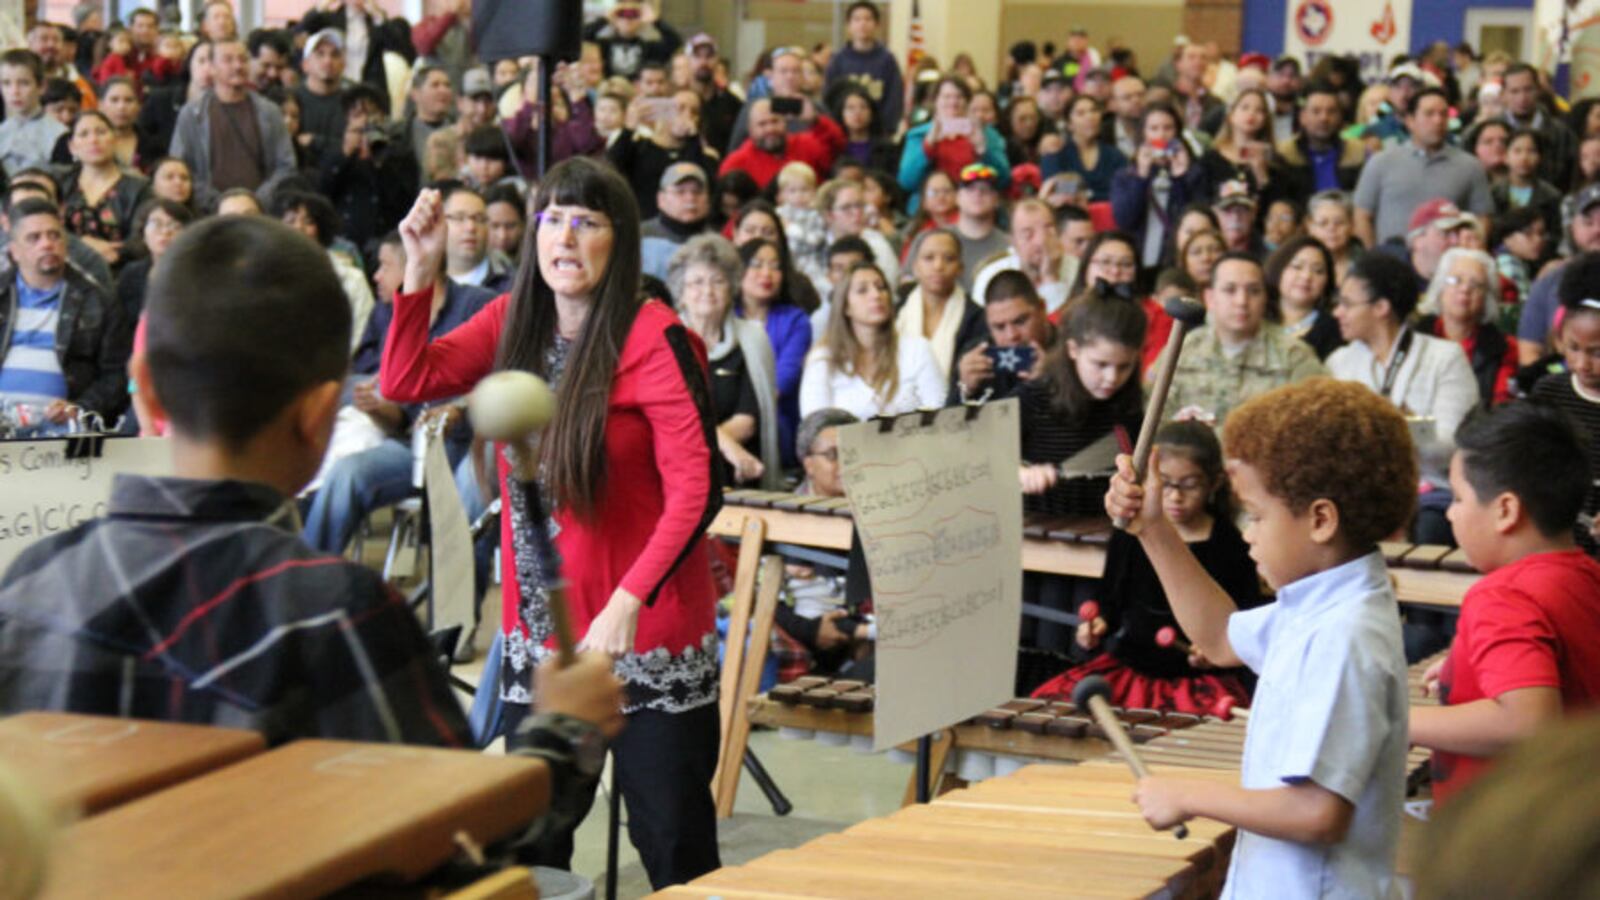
1412, 401, 1600, 805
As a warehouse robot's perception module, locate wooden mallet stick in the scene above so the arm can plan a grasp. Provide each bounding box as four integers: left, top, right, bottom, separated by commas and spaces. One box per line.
1073, 675, 1189, 840
467, 371, 576, 667
1113, 296, 1207, 530
1212, 695, 1251, 722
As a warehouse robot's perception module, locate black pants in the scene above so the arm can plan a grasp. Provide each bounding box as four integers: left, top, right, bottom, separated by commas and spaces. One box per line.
508, 702, 722, 890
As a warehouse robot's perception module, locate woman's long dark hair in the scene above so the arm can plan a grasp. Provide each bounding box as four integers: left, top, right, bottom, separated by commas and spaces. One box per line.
1038, 294, 1146, 420
732, 199, 819, 312
496, 157, 643, 519
1263, 234, 1336, 322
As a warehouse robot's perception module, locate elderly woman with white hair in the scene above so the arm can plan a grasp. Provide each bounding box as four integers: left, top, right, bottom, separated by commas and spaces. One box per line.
1416, 247, 1518, 405
668, 234, 782, 487
1306, 189, 1362, 285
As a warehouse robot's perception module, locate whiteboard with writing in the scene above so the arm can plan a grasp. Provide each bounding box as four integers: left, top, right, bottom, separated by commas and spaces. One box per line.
0, 438, 172, 574
839, 400, 1023, 751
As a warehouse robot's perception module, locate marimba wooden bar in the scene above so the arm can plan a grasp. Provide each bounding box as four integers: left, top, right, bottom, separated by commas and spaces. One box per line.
41, 740, 549, 899
0, 712, 265, 816
712, 491, 1477, 610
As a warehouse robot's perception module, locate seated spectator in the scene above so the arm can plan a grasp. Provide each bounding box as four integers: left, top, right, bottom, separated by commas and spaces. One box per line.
149, 156, 196, 212
1178, 227, 1224, 289
0, 50, 67, 173
1529, 256, 1600, 553
437, 185, 511, 293
304, 234, 495, 560
669, 234, 779, 486
97, 76, 163, 174
215, 187, 263, 216
1, 168, 113, 291
718, 95, 843, 190
1491, 205, 1548, 304
1039, 95, 1126, 202
1306, 189, 1362, 285
1262, 198, 1301, 252
1403, 198, 1476, 287
61, 111, 152, 269
1264, 235, 1343, 360
114, 198, 193, 323
1492, 128, 1563, 240
951, 163, 1010, 295
1212, 178, 1264, 255
641, 162, 712, 280
1416, 248, 1517, 406
971, 198, 1081, 314
609, 87, 717, 218
807, 234, 872, 339
899, 76, 1010, 212
800, 262, 943, 419
735, 232, 813, 469
1328, 252, 1479, 444
832, 83, 898, 174
795, 178, 898, 298
274, 189, 374, 354
770, 407, 876, 681
1165, 253, 1327, 424
0, 198, 130, 432
1196, 88, 1275, 201
485, 184, 526, 267
900, 169, 958, 248
950, 270, 1052, 404
898, 228, 984, 383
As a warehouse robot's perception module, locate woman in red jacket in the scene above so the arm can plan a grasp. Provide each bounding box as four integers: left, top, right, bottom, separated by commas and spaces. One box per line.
382, 157, 722, 888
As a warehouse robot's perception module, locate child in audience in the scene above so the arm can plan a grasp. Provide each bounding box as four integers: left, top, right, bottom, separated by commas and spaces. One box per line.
1412, 402, 1600, 805
1530, 255, 1600, 553
1033, 421, 1263, 712
1110, 377, 1416, 898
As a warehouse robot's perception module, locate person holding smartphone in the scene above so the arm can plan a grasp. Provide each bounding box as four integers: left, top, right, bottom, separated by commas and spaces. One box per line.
950, 270, 1052, 404
898, 76, 1010, 213
1110, 102, 1210, 271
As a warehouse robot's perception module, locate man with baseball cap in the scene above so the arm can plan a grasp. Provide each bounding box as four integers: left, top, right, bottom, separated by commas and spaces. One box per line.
1402, 198, 1475, 286
684, 33, 742, 154
295, 29, 353, 162
1354, 86, 1492, 247
1266, 56, 1302, 143
1518, 183, 1600, 363
1213, 178, 1264, 255
954, 164, 1010, 294
642, 162, 712, 279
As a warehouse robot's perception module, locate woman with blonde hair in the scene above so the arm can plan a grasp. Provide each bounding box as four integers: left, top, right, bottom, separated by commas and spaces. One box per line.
1197, 88, 1274, 197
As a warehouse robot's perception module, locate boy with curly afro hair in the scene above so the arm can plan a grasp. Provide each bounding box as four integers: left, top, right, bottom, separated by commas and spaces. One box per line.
1106, 377, 1416, 899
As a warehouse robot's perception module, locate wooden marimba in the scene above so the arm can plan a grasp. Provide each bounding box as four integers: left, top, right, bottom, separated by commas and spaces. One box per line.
0, 712, 265, 817
712, 490, 1477, 610
41, 739, 549, 899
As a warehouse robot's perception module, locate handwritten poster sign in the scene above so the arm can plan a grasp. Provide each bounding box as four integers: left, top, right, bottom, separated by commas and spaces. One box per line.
0, 437, 171, 574
1283, 0, 1411, 83
838, 400, 1023, 751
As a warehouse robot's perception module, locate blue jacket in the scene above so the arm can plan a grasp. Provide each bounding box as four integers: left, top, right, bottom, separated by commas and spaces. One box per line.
747, 302, 812, 468
1109, 164, 1208, 265
1040, 140, 1127, 202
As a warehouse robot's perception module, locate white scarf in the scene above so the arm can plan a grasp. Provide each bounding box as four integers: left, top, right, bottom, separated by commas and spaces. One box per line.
897, 284, 967, 381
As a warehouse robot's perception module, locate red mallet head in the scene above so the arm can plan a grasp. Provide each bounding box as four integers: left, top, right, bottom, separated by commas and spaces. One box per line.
1078, 600, 1100, 622
1155, 626, 1178, 648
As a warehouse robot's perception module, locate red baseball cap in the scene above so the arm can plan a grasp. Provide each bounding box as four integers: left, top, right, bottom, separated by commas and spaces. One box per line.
1408, 199, 1471, 236
1238, 53, 1271, 72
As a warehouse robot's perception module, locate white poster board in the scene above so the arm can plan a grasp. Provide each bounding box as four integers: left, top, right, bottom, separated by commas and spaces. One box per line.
838, 400, 1023, 752
1283, 0, 1411, 83
0, 437, 171, 574
422, 433, 476, 636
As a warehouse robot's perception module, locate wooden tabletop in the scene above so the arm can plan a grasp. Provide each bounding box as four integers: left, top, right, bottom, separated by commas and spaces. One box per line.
41, 740, 550, 900
0, 712, 264, 817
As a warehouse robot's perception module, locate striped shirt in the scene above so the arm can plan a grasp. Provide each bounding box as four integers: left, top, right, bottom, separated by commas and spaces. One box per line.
0, 275, 68, 405
0, 474, 470, 747
1531, 374, 1600, 555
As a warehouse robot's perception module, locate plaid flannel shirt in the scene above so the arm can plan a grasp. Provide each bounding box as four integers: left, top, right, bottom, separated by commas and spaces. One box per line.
0, 474, 470, 748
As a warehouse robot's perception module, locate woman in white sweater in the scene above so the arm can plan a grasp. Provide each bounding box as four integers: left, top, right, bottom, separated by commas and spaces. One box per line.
800, 262, 945, 421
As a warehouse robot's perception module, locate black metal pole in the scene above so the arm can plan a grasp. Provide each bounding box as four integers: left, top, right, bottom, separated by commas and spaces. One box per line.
537, 55, 554, 181
742, 749, 793, 816
915, 735, 932, 803
605, 757, 621, 900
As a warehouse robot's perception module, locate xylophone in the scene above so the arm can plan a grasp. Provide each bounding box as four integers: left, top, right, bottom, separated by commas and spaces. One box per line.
652, 761, 1239, 900
712, 490, 1477, 610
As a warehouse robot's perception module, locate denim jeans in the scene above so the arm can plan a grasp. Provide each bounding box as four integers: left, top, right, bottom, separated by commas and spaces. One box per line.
301, 437, 495, 603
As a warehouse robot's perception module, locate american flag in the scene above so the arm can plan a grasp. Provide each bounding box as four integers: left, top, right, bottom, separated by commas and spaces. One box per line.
907, 0, 926, 69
